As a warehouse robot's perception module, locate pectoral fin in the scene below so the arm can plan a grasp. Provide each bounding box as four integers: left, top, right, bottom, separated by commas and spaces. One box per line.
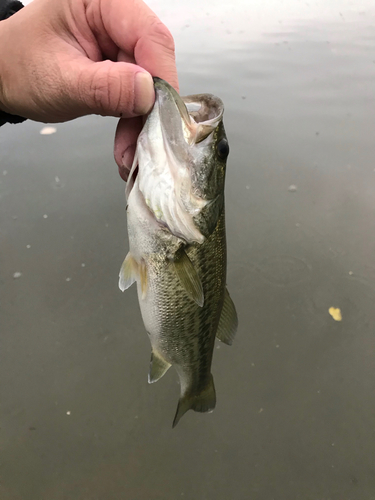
172, 250, 204, 307
216, 288, 238, 346
148, 350, 171, 384
119, 252, 137, 291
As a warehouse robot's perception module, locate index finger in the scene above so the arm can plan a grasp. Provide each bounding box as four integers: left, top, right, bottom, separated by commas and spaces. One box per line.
99, 0, 179, 91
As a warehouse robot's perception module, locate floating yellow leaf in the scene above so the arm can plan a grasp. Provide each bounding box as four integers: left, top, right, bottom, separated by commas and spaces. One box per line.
329, 307, 342, 321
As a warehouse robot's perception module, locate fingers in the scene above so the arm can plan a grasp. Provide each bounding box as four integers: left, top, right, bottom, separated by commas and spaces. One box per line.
98, 0, 179, 91
73, 59, 155, 117
114, 117, 142, 181
134, 20, 179, 92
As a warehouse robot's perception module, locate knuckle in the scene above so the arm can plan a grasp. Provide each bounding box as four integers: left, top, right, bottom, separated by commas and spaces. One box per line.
84, 62, 127, 116
148, 19, 176, 54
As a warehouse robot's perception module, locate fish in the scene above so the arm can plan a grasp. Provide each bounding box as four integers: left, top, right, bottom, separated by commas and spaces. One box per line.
119, 77, 238, 427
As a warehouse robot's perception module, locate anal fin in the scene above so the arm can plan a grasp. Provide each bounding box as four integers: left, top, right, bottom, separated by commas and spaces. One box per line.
172, 374, 216, 428
216, 288, 238, 345
148, 350, 171, 384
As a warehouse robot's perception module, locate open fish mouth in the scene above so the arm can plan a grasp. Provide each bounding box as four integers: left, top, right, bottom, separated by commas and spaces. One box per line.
153, 77, 224, 146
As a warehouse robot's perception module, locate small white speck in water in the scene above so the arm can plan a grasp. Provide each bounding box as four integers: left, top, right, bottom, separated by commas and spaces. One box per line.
276, 344, 280, 348
81, 263, 86, 267
66, 277, 71, 282
66, 411, 71, 415
245, 185, 250, 190
13, 272, 22, 279
3, 170, 7, 175
26, 245, 31, 249
43, 214, 48, 219
288, 184, 297, 192
55, 176, 60, 183
259, 408, 264, 413
349, 271, 353, 275
40, 126, 57, 135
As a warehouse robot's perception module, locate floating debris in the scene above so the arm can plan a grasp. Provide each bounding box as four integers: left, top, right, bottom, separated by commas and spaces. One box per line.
26, 245, 31, 249
66, 411, 71, 415
81, 263, 86, 268
13, 272, 22, 279
66, 277, 71, 282
348, 271, 353, 275
329, 307, 342, 321
43, 214, 48, 219
40, 126, 57, 135
288, 184, 298, 192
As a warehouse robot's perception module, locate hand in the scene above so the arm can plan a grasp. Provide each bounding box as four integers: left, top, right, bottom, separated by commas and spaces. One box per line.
0, 0, 179, 181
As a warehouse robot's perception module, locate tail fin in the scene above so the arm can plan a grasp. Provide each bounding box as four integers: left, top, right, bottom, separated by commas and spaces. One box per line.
172, 375, 216, 428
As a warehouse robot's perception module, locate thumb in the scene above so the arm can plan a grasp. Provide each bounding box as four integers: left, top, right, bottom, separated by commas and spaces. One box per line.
73, 59, 155, 118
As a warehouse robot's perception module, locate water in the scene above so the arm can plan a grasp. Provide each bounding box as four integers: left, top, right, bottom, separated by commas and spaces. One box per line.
1, 1, 375, 498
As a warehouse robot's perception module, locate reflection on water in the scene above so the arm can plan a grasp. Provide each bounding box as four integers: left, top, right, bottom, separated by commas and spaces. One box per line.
1, 1, 375, 499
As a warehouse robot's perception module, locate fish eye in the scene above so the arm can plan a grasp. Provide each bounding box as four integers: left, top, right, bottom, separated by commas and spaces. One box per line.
217, 139, 229, 160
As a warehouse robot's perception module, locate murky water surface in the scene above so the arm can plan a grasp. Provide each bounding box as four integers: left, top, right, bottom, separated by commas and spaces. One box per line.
1, 1, 375, 498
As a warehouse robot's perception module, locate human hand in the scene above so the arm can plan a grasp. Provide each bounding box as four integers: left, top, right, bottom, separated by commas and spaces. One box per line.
0, 0, 178, 181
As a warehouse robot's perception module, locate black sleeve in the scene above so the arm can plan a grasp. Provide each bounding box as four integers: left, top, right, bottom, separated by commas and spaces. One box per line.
0, 0, 24, 19
0, 0, 27, 127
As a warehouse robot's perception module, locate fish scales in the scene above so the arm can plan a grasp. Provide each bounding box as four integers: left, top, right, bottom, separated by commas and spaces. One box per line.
147, 209, 226, 385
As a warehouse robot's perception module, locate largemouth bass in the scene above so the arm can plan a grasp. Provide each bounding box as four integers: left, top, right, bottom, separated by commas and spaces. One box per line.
119, 78, 237, 427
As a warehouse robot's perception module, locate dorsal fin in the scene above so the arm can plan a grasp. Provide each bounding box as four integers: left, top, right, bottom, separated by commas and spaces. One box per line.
216, 288, 238, 345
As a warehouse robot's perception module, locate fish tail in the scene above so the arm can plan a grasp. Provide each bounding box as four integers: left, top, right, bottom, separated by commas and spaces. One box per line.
172, 374, 216, 428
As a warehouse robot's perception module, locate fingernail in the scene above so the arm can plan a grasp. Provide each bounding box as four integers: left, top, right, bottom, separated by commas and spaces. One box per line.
134, 72, 154, 115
